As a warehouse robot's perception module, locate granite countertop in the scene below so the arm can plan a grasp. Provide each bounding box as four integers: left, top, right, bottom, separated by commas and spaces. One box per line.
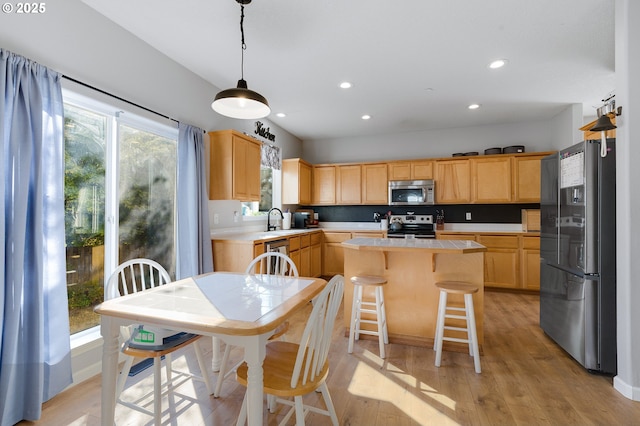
342, 237, 487, 253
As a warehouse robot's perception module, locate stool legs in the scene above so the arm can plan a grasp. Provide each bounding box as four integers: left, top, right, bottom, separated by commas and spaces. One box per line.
465, 293, 481, 373
348, 284, 388, 358
347, 286, 361, 354
434, 289, 481, 373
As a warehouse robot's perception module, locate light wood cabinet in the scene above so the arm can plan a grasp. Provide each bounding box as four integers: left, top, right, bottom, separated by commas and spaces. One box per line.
521, 236, 541, 290
471, 157, 512, 203
438, 232, 541, 290
208, 130, 261, 201
478, 235, 519, 289
434, 159, 471, 203
282, 158, 312, 205
310, 232, 322, 277
212, 240, 257, 272
336, 164, 362, 204
312, 165, 336, 205
361, 163, 388, 204
322, 232, 352, 275
513, 155, 545, 202
388, 160, 433, 180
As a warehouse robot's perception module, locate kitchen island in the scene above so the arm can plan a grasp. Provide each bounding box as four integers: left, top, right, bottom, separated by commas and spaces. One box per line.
342, 237, 487, 351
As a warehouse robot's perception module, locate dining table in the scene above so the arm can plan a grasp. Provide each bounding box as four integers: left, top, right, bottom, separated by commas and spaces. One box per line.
95, 271, 327, 426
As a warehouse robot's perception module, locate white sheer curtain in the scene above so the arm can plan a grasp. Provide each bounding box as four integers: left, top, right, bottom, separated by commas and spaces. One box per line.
0, 49, 72, 425
176, 123, 213, 278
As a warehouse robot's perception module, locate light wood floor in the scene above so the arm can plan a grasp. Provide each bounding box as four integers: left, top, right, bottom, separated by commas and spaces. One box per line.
18, 290, 640, 425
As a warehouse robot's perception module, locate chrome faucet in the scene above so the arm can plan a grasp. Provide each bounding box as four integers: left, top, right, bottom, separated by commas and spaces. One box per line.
266, 207, 284, 231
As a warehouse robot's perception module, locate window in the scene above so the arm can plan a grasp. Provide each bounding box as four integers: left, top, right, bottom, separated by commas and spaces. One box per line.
63, 91, 178, 335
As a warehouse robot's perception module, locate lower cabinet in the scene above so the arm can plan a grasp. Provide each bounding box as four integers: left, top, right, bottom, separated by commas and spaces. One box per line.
478, 235, 519, 289
437, 232, 540, 291
521, 236, 541, 290
322, 231, 385, 275
287, 232, 322, 277
322, 232, 351, 276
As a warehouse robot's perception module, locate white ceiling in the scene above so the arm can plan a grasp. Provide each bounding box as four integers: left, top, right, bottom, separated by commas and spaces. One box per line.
82, 0, 615, 141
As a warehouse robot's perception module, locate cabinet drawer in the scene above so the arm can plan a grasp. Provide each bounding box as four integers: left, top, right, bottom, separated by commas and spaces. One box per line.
522, 236, 540, 249
438, 233, 476, 241
289, 236, 301, 251
323, 232, 352, 243
310, 231, 322, 245
478, 235, 519, 249
352, 232, 384, 238
300, 234, 311, 247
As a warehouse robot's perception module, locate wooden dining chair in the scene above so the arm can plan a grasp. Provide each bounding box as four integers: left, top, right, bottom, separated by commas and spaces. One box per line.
106, 258, 213, 425
213, 251, 299, 398
235, 274, 344, 426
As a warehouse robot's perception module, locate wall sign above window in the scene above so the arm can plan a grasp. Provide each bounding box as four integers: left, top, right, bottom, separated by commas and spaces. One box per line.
255, 121, 276, 142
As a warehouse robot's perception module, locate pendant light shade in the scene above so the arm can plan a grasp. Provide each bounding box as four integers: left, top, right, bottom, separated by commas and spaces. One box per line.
212, 79, 270, 119
212, 0, 270, 120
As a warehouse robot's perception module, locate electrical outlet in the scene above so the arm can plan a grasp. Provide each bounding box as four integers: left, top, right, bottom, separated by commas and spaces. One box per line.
466, 212, 472, 221
213, 213, 219, 224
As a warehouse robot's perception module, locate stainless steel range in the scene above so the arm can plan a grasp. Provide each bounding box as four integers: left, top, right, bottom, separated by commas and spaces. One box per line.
386, 214, 435, 239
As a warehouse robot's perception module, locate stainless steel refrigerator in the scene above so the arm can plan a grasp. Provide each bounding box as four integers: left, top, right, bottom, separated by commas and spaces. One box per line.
540, 139, 616, 374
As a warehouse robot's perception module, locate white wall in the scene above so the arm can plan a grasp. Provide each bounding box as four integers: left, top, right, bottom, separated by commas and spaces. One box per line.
613, 0, 640, 401
302, 119, 557, 164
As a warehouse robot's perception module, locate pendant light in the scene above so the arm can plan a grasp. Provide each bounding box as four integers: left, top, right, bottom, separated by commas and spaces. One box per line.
212, 0, 270, 119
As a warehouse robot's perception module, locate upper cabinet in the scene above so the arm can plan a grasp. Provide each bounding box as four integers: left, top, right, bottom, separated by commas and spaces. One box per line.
282, 158, 312, 204
388, 160, 433, 180
434, 159, 471, 203
336, 164, 362, 204
513, 154, 546, 202
312, 165, 336, 205
282, 151, 554, 206
208, 130, 261, 201
362, 163, 388, 204
471, 157, 512, 203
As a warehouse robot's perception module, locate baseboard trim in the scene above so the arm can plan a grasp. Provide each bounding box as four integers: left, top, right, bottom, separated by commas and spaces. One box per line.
614, 375, 640, 401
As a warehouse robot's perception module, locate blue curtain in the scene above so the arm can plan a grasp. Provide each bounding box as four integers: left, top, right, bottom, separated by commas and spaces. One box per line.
176, 123, 213, 278
0, 49, 72, 424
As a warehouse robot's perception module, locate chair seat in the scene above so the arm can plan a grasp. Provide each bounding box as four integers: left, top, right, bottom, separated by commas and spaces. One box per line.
236, 341, 329, 397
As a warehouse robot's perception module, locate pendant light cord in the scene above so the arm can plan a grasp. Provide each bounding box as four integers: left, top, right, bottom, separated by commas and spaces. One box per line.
240, 4, 246, 80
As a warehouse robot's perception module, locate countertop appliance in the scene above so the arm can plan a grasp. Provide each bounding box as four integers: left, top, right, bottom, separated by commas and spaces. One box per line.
388, 180, 435, 206
539, 139, 616, 374
386, 214, 435, 238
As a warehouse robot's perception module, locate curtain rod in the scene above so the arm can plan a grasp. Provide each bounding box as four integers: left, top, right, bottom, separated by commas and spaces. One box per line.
62, 75, 180, 125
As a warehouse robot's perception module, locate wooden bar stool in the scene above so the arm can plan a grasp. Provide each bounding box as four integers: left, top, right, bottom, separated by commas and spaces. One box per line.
348, 275, 389, 358
433, 281, 481, 373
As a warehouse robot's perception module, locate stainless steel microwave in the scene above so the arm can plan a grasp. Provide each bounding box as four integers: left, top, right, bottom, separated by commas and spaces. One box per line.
388, 180, 435, 205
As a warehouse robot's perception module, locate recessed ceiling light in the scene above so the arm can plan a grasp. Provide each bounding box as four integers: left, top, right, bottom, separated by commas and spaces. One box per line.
276, 112, 286, 118
468, 104, 480, 110
339, 82, 352, 89
489, 59, 507, 69
361, 115, 371, 120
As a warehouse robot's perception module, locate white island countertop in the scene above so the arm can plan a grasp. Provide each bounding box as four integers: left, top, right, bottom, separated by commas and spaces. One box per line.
342, 237, 486, 253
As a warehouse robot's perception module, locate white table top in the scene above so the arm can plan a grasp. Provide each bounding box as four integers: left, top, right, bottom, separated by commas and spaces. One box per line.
95, 272, 326, 336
